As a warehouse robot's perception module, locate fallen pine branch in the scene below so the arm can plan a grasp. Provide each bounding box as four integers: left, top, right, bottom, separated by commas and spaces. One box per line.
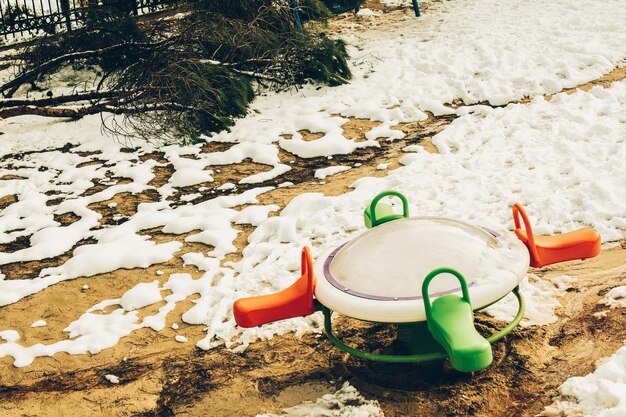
0, 101, 196, 119
0, 40, 173, 97
0, 91, 124, 107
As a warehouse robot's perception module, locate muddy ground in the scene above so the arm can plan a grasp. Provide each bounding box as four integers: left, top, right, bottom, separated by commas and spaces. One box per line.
1, 242, 625, 417
1, 3, 626, 417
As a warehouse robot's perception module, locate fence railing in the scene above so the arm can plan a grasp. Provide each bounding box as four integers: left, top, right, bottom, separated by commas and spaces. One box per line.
0, 0, 179, 39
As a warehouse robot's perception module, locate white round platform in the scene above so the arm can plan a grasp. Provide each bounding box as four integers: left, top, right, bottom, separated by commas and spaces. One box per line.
313, 217, 529, 323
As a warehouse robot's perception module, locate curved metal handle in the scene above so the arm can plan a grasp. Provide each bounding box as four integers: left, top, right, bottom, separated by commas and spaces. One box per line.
421, 267, 471, 319
301, 246, 315, 306
512, 204, 541, 265
369, 190, 409, 227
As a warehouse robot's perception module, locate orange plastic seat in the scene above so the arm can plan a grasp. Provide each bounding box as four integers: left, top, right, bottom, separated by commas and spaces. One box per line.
233, 247, 316, 328
512, 204, 601, 268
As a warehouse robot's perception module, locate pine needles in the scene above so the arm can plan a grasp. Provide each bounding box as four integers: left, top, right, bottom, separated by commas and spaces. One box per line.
1, 0, 352, 143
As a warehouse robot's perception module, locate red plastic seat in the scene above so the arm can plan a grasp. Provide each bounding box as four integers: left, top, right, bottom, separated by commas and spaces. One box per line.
233, 247, 316, 328
512, 204, 601, 268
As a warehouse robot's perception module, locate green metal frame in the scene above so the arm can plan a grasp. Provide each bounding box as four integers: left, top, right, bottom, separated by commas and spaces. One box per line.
422, 268, 472, 318
318, 286, 525, 363
365, 190, 410, 228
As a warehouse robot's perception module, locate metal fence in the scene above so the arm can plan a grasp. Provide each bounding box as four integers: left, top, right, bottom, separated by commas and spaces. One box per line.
0, 0, 178, 39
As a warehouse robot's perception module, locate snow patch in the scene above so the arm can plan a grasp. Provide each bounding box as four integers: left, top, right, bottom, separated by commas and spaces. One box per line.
119, 281, 163, 311
257, 382, 383, 417
541, 345, 626, 417
314, 166, 351, 179
356, 8, 379, 17
599, 286, 626, 309
486, 275, 576, 326
105, 374, 120, 384
0, 330, 20, 343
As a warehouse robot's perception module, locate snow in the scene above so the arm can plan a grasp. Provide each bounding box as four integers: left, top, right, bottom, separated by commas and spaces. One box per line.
0, 330, 20, 343
359, 84, 626, 241
486, 275, 576, 326
599, 286, 626, 309
118, 281, 162, 311
356, 8, 380, 17
174, 335, 188, 343
167, 166, 213, 188
31, 320, 47, 328
314, 166, 351, 179
105, 374, 120, 384
217, 182, 237, 191
180, 193, 202, 202
541, 345, 626, 417
0, 236, 181, 306
258, 382, 383, 417
0, 309, 141, 367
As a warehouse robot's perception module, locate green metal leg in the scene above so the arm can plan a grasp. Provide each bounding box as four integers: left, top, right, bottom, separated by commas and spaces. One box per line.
320, 286, 525, 363
413, 0, 420, 17
487, 286, 526, 344
396, 322, 445, 356
291, 0, 303, 32
322, 305, 448, 363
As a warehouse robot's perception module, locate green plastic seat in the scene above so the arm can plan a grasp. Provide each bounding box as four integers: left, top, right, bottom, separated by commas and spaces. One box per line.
363, 190, 409, 229
422, 268, 493, 373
